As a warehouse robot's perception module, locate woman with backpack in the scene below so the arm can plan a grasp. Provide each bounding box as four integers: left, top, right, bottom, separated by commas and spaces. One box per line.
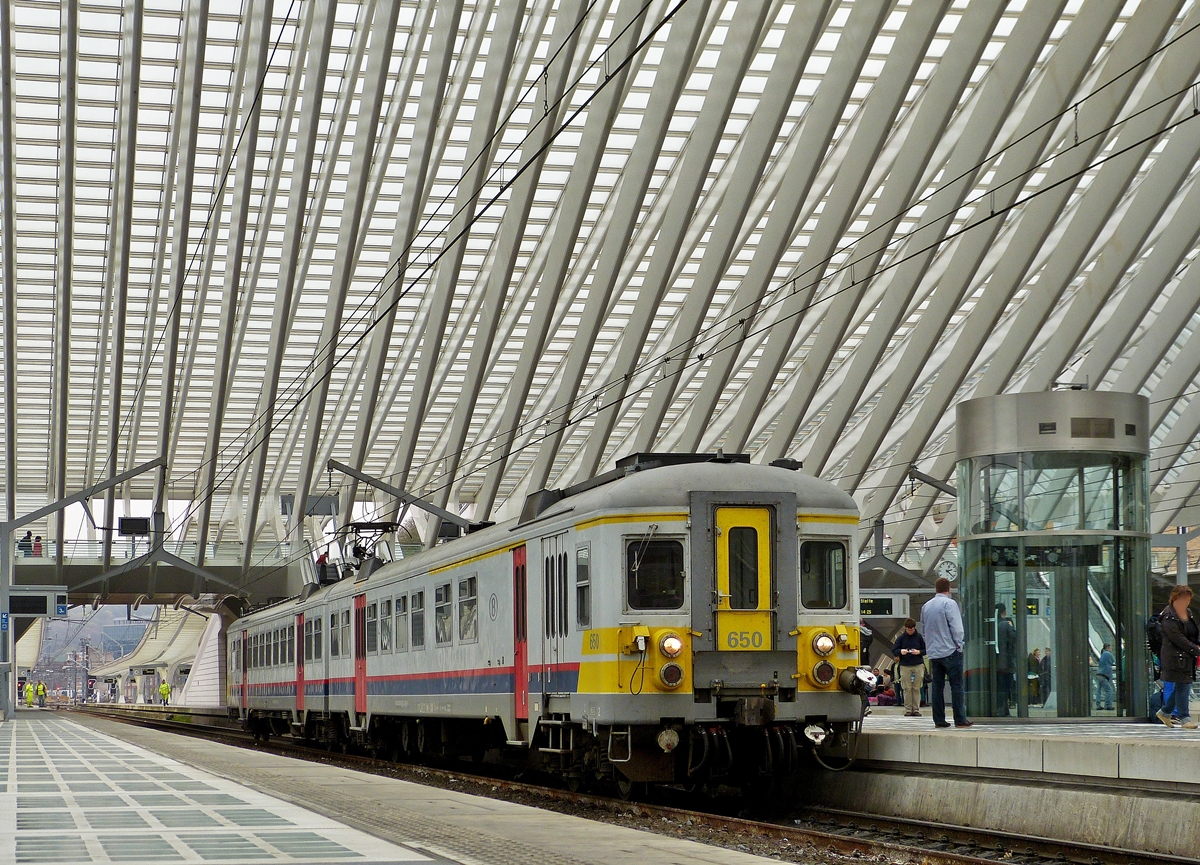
1156, 584, 1200, 729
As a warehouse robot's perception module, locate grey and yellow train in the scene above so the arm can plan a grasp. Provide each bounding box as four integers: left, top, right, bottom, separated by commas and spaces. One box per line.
228, 454, 874, 791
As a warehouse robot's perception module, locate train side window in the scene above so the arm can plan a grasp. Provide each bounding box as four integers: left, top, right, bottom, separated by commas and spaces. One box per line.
313, 616, 322, 660
800, 540, 848, 610
272, 630, 279, 666
304, 621, 312, 662
395, 596, 409, 652
366, 602, 379, 654
288, 625, 295, 665
341, 609, 351, 658
435, 582, 453, 646
728, 527, 759, 609
576, 545, 591, 628
459, 576, 478, 643
411, 591, 425, 649
330, 614, 340, 658
558, 552, 568, 635
380, 599, 392, 652
626, 539, 686, 610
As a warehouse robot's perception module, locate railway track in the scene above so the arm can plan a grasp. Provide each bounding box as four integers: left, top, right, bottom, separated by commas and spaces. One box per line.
71, 704, 1185, 865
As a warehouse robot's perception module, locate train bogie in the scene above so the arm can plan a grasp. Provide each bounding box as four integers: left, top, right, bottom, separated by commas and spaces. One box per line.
229, 455, 873, 786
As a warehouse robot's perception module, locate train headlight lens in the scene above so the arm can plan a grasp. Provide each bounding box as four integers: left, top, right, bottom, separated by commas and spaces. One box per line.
659, 662, 684, 688
660, 634, 684, 657
812, 633, 836, 656
812, 661, 837, 685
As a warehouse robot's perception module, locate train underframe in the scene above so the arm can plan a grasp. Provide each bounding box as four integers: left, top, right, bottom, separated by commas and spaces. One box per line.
235, 706, 861, 793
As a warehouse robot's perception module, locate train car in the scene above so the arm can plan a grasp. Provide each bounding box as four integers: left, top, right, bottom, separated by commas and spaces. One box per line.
228, 453, 873, 790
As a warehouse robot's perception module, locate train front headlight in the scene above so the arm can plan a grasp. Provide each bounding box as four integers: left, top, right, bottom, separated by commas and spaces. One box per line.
659, 662, 684, 688
659, 633, 684, 658
812, 632, 836, 656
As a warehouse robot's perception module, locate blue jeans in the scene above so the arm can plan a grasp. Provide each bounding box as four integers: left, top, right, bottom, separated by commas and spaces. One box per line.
1164, 681, 1191, 721
1096, 675, 1114, 709
930, 651, 968, 726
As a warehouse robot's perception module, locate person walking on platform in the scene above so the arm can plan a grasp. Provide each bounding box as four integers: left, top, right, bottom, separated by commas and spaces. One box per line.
36, 680, 47, 708
921, 577, 972, 728
1157, 585, 1200, 729
892, 618, 926, 717
24, 681, 34, 708
1096, 644, 1115, 711
159, 680, 171, 706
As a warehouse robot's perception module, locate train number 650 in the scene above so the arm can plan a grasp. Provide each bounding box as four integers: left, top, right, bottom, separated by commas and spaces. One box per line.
726, 630, 763, 649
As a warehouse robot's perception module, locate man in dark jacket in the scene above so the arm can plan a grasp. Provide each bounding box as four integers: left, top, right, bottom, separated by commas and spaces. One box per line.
996, 604, 1017, 716
892, 618, 927, 717
1157, 584, 1200, 728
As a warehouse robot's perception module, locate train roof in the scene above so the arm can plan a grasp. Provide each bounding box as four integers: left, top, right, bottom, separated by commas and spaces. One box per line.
235, 459, 856, 622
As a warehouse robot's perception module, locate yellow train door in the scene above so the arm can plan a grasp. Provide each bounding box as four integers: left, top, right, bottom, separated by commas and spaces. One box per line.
715, 507, 773, 651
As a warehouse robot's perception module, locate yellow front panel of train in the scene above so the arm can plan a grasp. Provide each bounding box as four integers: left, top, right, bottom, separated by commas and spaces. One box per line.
715, 507, 773, 651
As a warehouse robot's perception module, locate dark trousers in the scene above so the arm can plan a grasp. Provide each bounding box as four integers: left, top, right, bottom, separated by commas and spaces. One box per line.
931, 651, 968, 726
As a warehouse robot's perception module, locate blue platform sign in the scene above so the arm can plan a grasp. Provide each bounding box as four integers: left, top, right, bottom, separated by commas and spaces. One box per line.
56, 603, 68, 617
1, 613, 8, 632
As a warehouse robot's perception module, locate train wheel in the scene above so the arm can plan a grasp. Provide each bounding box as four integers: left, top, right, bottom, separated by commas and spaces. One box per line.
400, 722, 412, 757
415, 721, 427, 757
614, 770, 643, 801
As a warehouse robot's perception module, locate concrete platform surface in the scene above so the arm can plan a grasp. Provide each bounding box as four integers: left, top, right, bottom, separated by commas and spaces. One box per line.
12, 711, 781, 865
861, 713, 1200, 785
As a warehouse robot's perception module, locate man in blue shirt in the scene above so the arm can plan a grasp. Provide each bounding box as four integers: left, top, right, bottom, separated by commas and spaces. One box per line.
920, 577, 972, 728
1096, 643, 1115, 711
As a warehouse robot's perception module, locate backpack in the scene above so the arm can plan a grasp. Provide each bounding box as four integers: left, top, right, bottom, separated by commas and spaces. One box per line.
1146, 613, 1163, 658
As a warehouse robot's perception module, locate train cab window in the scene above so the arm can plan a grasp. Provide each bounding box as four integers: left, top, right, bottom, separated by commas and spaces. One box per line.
341, 610, 352, 658
800, 540, 848, 609
435, 583, 453, 646
728, 527, 759, 609
380, 599, 392, 652
459, 576, 478, 643
366, 602, 379, 654
626, 539, 686, 610
576, 545, 591, 628
330, 614, 340, 658
313, 616, 322, 660
395, 596, 409, 652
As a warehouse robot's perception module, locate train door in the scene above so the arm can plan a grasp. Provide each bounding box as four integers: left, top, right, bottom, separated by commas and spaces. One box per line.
542, 533, 569, 693
295, 613, 305, 713
714, 507, 774, 651
240, 629, 248, 711
513, 546, 529, 721
353, 594, 367, 715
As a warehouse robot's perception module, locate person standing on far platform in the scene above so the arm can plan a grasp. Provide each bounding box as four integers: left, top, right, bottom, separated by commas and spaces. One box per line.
36, 680, 47, 708
32, 536, 42, 557
159, 679, 172, 706
1096, 644, 1115, 711
892, 618, 926, 717
17, 530, 32, 556
24, 681, 34, 707
921, 577, 972, 728
1157, 585, 1200, 729
995, 604, 1017, 716
1039, 647, 1052, 701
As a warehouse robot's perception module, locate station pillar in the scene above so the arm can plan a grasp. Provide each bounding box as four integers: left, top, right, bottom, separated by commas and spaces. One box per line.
955, 390, 1150, 719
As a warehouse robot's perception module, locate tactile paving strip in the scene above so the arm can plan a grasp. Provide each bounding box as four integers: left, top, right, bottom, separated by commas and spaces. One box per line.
0, 715, 450, 864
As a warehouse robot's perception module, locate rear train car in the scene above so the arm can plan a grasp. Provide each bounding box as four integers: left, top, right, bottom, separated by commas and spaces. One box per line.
229, 454, 871, 789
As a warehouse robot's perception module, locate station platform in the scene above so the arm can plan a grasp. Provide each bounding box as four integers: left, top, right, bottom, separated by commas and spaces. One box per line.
859, 710, 1200, 786
796, 711, 1200, 853
2, 711, 780, 865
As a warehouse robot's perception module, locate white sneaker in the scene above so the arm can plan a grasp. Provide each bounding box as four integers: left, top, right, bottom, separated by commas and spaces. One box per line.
1156, 709, 1178, 728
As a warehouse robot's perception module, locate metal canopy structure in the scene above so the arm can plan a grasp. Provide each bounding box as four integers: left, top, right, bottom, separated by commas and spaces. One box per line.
3, 0, 1200, 586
